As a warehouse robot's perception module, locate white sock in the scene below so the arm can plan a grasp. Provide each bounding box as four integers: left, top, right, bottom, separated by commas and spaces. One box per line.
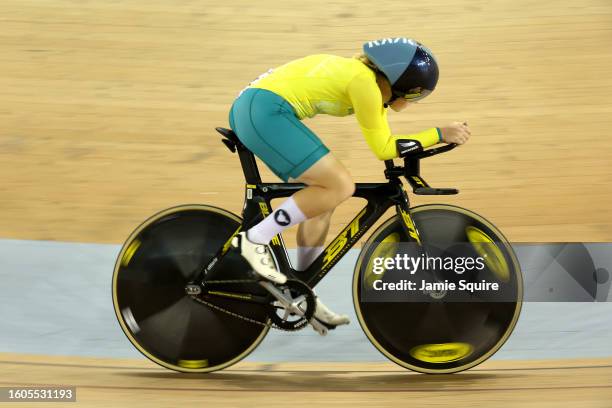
247, 197, 307, 244
295, 245, 325, 271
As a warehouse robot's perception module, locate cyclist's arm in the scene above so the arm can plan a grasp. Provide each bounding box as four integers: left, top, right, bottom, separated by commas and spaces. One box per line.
347, 74, 441, 160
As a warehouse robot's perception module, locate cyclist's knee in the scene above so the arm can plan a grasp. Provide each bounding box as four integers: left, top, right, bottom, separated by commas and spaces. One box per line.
341, 181, 356, 202
336, 172, 355, 202
296, 154, 354, 204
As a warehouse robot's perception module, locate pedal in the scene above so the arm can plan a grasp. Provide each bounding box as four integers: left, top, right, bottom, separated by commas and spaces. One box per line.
318, 319, 340, 330
309, 318, 329, 336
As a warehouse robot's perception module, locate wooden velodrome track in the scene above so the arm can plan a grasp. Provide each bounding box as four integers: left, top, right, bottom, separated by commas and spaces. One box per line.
1, 354, 611, 407
1, 0, 612, 406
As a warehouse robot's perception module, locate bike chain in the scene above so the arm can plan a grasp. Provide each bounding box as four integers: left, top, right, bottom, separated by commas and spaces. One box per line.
190, 279, 310, 332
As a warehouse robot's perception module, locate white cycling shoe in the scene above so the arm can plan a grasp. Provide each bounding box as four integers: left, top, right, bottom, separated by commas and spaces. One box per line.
232, 232, 348, 327
313, 298, 350, 326
231, 231, 287, 284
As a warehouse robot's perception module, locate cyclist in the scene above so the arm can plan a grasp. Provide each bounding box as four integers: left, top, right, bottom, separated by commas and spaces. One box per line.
229, 37, 470, 328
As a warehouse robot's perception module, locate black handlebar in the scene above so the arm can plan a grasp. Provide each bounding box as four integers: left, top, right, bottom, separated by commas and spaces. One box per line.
410, 143, 458, 159
384, 143, 458, 172
383, 143, 459, 196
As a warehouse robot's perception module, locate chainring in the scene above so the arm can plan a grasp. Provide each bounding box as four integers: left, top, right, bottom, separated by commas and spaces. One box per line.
268, 279, 316, 331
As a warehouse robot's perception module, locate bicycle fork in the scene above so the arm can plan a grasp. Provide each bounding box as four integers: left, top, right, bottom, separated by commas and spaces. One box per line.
396, 185, 423, 245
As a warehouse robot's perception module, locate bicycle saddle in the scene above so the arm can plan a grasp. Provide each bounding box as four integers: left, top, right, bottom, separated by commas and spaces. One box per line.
216, 127, 238, 142
216, 127, 244, 153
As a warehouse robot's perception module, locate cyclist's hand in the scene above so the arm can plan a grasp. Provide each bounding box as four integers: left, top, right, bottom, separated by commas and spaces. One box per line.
439, 122, 471, 144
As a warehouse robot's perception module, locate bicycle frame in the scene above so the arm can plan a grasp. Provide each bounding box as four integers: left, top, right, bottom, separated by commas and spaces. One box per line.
241, 179, 416, 287
192, 127, 456, 293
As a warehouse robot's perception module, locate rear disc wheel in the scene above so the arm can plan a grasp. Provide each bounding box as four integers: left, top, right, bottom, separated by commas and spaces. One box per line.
112, 204, 270, 372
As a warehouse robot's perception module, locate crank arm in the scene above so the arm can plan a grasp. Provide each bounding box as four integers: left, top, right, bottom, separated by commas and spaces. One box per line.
260, 281, 331, 335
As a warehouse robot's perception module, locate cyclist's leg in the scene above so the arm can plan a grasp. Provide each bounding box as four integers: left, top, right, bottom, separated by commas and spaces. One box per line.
251, 154, 352, 326
290, 152, 355, 217
288, 154, 352, 326
296, 210, 332, 249
295, 210, 332, 271
290, 152, 353, 270
229, 88, 351, 325
292, 208, 349, 326
230, 88, 354, 243
228, 88, 353, 303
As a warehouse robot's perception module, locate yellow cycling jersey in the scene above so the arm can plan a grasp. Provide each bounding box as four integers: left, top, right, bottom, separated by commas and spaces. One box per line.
250, 54, 440, 160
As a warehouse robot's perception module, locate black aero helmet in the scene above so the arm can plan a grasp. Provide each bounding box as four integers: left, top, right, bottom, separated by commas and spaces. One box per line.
363, 37, 439, 102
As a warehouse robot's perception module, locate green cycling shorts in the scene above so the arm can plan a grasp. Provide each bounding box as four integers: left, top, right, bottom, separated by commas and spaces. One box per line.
229, 87, 329, 182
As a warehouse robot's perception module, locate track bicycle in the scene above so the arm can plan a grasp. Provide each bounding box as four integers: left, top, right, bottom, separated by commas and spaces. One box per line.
112, 127, 522, 374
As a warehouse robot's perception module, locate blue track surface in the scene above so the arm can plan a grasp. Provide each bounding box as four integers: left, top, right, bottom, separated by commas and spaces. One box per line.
1, 239, 611, 361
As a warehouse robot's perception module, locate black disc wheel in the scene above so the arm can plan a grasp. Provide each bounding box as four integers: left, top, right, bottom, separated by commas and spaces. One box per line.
112, 205, 270, 372
353, 204, 522, 374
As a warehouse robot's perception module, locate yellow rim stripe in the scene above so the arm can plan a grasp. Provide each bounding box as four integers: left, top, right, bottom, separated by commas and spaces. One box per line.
178, 359, 209, 369
364, 232, 400, 287
410, 343, 474, 363
466, 226, 510, 282
120, 239, 141, 267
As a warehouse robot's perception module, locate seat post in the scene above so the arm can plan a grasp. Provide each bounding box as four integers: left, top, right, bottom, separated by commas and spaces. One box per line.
236, 145, 262, 184
215, 127, 262, 184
